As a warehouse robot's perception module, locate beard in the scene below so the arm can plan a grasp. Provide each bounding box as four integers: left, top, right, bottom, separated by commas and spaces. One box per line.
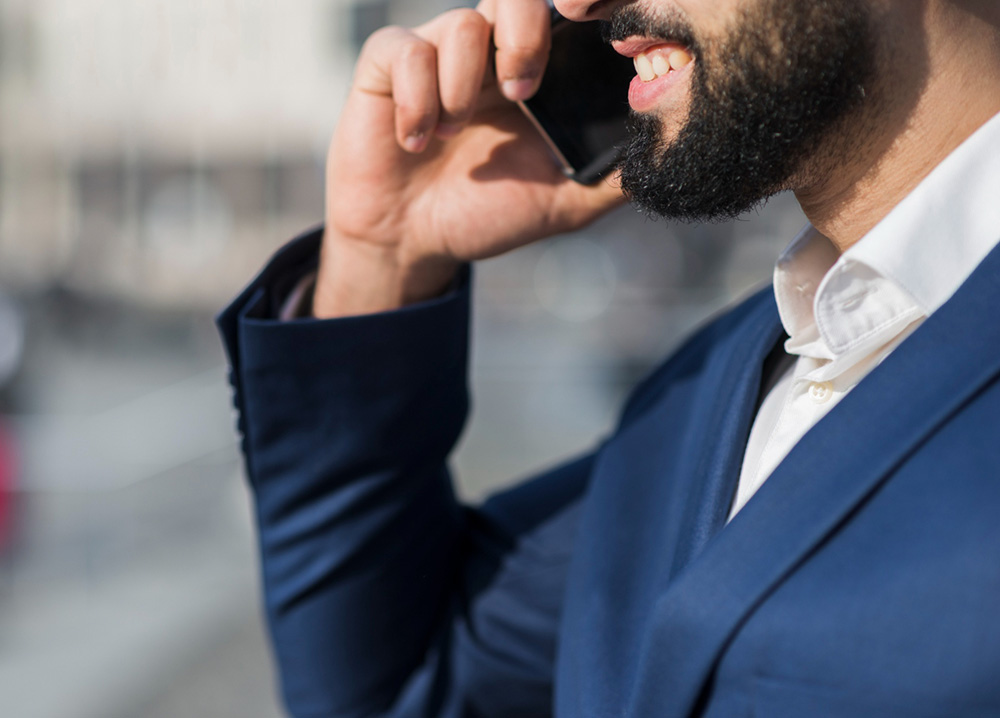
604, 0, 880, 222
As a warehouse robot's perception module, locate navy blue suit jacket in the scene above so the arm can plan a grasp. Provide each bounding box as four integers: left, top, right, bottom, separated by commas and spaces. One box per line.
218, 226, 1000, 718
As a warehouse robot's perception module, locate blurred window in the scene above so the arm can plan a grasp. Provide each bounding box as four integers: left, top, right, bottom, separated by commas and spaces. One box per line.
0, 10, 38, 80
268, 160, 324, 219
215, 164, 268, 221
77, 161, 126, 223
348, 0, 391, 53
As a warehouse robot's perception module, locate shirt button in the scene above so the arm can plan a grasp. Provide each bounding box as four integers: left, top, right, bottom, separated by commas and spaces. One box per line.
808, 381, 834, 404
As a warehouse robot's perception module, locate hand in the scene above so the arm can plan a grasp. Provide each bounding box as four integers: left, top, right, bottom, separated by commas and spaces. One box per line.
315, 0, 625, 318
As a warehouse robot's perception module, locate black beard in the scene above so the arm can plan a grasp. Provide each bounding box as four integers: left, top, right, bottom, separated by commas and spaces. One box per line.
606, 0, 878, 222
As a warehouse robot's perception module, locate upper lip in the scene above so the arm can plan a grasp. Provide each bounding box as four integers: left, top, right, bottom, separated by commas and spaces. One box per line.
611, 37, 688, 59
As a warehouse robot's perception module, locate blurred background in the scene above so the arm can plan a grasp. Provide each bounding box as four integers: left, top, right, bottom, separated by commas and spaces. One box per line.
0, 0, 805, 716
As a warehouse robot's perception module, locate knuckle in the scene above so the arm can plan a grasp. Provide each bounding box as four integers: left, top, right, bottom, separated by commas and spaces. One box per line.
497, 41, 545, 60
496, 43, 546, 76
364, 25, 404, 51
444, 8, 489, 37
398, 37, 435, 65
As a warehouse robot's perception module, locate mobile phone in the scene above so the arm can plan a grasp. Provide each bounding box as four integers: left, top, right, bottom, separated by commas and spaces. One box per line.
518, 12, 635, 185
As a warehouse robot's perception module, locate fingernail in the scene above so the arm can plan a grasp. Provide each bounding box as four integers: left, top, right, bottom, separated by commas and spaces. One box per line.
501, 78, 537, 102
404, 132, 428, 153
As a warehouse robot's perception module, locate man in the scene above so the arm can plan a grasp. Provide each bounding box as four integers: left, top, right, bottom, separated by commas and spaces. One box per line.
218, 0, 1000, 716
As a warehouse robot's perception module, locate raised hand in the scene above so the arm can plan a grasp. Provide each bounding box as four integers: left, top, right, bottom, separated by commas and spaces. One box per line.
315, 0, 625, 317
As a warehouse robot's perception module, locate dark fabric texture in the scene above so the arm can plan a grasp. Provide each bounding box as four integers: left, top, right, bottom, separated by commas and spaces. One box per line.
218, 226, 1000, 718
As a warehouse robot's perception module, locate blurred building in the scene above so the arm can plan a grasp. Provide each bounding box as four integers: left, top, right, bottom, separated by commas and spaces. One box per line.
0, 0, 376, 308
0, 2, 807, 717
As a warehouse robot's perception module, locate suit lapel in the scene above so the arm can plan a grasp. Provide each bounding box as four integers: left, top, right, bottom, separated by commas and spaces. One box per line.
625, 242, 1000, 718
667, 293, 786, 576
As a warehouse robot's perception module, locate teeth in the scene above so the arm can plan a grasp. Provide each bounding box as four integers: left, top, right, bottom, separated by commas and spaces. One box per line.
651, 54, 670, 77
668, 49, 693, 70
634, 48, 693, 83
634, 54, 656, 82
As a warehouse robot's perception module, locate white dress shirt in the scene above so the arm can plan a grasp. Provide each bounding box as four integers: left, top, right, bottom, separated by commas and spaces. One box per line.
729, 110, 1000, 519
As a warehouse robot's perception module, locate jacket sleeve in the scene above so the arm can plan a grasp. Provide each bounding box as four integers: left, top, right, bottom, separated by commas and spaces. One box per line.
217, 227, 595, 718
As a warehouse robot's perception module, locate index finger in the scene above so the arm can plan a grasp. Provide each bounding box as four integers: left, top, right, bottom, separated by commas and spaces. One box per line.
479, 0, 552, 102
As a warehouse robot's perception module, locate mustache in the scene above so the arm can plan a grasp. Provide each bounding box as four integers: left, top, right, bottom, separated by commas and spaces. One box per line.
600, 5, 697, 48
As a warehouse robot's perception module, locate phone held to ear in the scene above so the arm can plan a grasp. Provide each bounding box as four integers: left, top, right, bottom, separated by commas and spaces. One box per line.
517, 12, 636, 185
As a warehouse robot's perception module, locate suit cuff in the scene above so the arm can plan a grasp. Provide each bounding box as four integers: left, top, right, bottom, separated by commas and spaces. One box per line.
216, 225, 472, 483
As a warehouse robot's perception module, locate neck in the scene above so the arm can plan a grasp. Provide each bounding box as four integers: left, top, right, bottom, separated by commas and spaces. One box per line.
794, 2, 1000, 254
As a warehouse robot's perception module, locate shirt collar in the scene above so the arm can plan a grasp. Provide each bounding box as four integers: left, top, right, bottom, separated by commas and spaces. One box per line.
775, 109, 1000, 365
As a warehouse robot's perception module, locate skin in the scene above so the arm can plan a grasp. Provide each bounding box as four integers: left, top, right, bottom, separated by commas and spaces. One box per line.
314, 0, 1000, 318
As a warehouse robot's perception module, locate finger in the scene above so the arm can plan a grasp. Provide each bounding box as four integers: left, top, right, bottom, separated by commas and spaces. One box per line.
353, 26, 441, 153
390, 37, 440, 152
475, 0, 496, 22
492, 0, 552, 101
550, 170, 627, 232
354, 25, 413, 97
433, 9, 492, 136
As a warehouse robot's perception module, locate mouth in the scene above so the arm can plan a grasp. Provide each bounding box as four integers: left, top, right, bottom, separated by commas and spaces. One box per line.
612, 38, 695, 113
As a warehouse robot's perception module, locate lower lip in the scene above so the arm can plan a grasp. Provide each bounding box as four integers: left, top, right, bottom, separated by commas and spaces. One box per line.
628, 63, 694, 113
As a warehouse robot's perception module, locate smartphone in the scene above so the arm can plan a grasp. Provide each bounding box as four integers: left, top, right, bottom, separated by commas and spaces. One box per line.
518, 12, 635, 185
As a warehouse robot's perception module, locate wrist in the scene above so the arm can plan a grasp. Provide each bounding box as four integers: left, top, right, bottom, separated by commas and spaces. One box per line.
313, 231, 459, 319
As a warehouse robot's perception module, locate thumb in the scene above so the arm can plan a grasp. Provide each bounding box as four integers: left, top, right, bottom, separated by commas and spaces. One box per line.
552, 168, 628, 231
